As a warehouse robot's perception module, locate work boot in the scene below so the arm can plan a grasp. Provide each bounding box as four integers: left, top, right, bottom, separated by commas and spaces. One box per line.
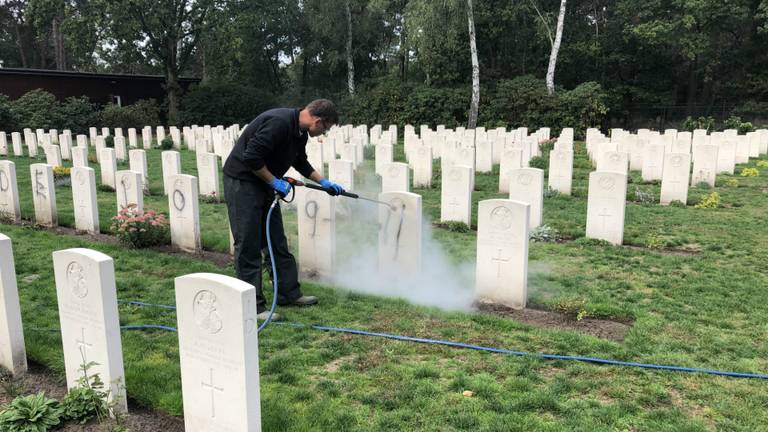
280, 295, 318, 306
256, 310, 283, 322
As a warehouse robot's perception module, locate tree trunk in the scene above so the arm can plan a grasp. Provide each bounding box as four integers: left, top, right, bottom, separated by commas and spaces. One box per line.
166, 39, 180, 124
400, 13, 407, 81
546, 0, 567, 95
13, 23, 28, 68
52, 15, 66, 70
345, 0, 355, 96
467, 0, 480, 128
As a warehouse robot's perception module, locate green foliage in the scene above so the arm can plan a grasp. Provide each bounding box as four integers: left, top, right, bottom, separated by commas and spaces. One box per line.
682, 116, 716, 132
632, 186, 656, 205
0, 392, 64, 432
724, 116, 754, 134
528, 155, 547, 170
740, 167, 759, 177
757, 160, 768, 168
435, 221, 471, 233
530, 224, 560, 243
101, 100, 161, 130
0, 94, 19, 132
57, 97, 100, 134
61, 359, 109, 425
11, 89, 60, 130
551, 298, 591, 321
694, 191, 720, 209
105, 136, 115, 148
179, 83, 275, 127
159, 137, 174, 150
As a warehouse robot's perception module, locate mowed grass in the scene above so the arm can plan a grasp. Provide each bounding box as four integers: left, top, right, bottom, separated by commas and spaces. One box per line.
2, 141, 768, 430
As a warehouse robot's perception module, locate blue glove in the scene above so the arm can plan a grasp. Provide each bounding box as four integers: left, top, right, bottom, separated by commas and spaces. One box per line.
320, 179, 344, 196
270, 178, 292, 197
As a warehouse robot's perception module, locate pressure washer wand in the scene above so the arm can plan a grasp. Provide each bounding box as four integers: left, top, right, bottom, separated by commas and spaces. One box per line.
285, 177, 394, 210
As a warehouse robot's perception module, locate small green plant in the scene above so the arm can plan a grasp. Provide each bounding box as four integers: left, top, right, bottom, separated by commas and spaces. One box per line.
61, 358, 109, 425
159, 137, 174, 150
53, 166, 71, 187
740, 168, 759, 177
98, 184, 116, 192
528, 155, 547, 170
693, 181, 711, 189
199, 191, 222, 204
111, 204, 170, 248
0, 210, 17, 224
694, 191, 720, 209
757, 160, 768, 168
682, 116, 716, 132
436, 221, 471, 233
723, 178, 739, 187
530, 224, 560, 243
0, 369, 23, 398
0, 392, 64, 432
723, 116, 754, 134
633, 187, 655, 205
552, 298, 591, 321
669, 200, 686, 208
543, 186, 560, 198
645, 233, 665, 249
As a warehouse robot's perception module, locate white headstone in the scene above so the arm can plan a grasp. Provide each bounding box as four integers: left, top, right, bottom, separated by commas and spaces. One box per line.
378, 192, 422, 274
30, 164, 57, 227
71, 146, 88, 168
597, 151, 629, 175
168, 174, 201, 253
100, 148, 118, 190
59, 134, 72, 160
24, 131, 38, 157
196, 152, 221, 198
412, 146, 433, 188
659, 153, 691, 205
175, 273, 261, 431
328, 159, 354, 191
306, 142, 324, 176
375, 144, 394, 175
11, 133, 23, 157
716, 139, 736, 174
0, 162, 21, 222
128, 149, 149, 190
475, 199, 530, 309
508, 168, 544, 229
297, 189, 336, 279
115, 170, 143, 213
690, 144, 718, 187
475, 140, 493, 173
71, 167, 99, 234
585, 171, 627, 245
381, 162, 410, 192
52, 248, 127, 411
161, 151, 182, 195
0, 133, 6, 156
0, 234, 27, 375
128, 128, 137, 148
548, 149, 573, 195
641, 143, 665, 182
440, 165, 473, 225
114, 136, 127, 162
142, 127, 152, 149
498, 147, 523, 193
43, 144, 63, 167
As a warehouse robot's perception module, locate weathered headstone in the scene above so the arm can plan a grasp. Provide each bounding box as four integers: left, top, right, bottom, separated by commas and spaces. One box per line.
115, 170, 144, 213
597, 151, 629, 175
59, 133, 72, 160
548, 149, 573, 195
508, 168, 544, 229
585, 171, 627, 245
24, 131, 38, 157
30, 164, 57, 227
660, 153, 691, 205
475, 140, 493, 173
168, 174, 201, 253
297, 189, 336, 279
412, 146, 433, 188
114, 136, 127, 162
379, 192, 422, 274
162, 151, 182, 195
375, 144, 394, 175
716, 139, 736, 174
328, 159, 354, 191
475, 199, 530, 309
11, 133, 23, 157
100, 148, 118, 190
498, 147, 523, 193
0, 133, 6, 156
71, 147, 88, 168
0, 161, 21, 222
381, 162, 410, 192
306, 142, 324, 176
175, 273, 260, 432
71, 167, 99, 234
127, 128, 137, 148
0, 234, 27, 375
196, 152, 221, 198
440, 165, 473, 225
142, 127, 152, 149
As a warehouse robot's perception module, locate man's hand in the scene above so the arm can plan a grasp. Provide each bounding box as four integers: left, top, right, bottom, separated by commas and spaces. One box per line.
270, 178, 292, 197
319, 179, 344, 196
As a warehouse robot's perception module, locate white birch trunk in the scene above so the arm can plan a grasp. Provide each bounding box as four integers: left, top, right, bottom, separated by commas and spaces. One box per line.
467, 0, 480, 128
346, 0, 356, 96
546, 0, 567, 95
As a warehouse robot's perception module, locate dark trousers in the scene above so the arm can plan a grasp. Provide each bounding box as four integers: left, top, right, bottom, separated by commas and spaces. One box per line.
224, 175, 302, 312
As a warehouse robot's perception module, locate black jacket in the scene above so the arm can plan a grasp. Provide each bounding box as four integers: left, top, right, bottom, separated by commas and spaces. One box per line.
223, 108, 316, 185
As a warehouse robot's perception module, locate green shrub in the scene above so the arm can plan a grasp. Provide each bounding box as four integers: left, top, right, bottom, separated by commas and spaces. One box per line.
482, 75, 556, 130
0, 94, 19, 131
435, 221, 471, 233
105, 135, 114, 148
632, 186, 655, 205
694, 191, 720, 209
740, 167, 759, 177
179, 83, 275, 126
0, 392, 64, 432
101, 99, 161, 130
159, 137, 174, 150
559, 81, 609, 139
57, 96, 100, 134
723, 116, 754, 134
11, 89, 60, 130
341, 78, 411, 126
528, 155, 547, 169
682, 116, 716, 132
530, 224, 560, 242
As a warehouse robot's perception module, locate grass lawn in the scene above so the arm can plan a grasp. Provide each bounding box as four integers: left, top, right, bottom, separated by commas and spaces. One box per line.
2, 141, 768, 431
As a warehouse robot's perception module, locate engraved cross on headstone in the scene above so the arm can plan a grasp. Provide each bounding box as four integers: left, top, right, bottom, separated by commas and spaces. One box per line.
491, 248, 510, 277
201, 368, 224, 418
598, 207, 612, 232
76, 327, 93, 362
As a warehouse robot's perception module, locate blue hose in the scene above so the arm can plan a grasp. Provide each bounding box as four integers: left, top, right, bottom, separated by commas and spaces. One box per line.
257, 199, 280, 333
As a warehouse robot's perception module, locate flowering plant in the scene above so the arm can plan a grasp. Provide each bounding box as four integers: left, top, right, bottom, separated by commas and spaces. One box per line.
110, 204, 169, 248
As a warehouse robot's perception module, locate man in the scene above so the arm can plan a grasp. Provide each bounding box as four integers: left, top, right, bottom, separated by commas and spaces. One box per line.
223, 99, 345, 321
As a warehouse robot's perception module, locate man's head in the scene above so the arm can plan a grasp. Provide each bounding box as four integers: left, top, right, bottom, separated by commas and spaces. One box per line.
299, 99, 339, 137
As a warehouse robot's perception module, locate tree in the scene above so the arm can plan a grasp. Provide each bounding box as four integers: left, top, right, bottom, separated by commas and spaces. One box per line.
545, 0, 566, 95
466, 0, 479, 127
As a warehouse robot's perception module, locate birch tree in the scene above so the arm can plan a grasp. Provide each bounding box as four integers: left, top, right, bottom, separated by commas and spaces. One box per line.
545, 0, 566, 95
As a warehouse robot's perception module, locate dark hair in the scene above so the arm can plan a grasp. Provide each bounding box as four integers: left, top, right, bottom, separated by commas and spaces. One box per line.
305, 99, 339, 126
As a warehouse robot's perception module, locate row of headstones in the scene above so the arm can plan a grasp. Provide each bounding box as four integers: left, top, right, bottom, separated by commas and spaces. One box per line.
0, 237, 260, 430
294, 189, 531, 308
0, 160, 202, 253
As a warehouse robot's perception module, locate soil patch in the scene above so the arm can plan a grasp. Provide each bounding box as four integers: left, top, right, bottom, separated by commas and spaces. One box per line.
476, 301, 632, 341
0, 361, 184, 432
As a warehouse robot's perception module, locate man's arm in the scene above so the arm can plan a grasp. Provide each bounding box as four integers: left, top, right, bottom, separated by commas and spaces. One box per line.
253, 166, 277, 184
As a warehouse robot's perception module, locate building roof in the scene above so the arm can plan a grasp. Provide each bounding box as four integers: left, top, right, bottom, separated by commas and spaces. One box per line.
0, 67, 200, 82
